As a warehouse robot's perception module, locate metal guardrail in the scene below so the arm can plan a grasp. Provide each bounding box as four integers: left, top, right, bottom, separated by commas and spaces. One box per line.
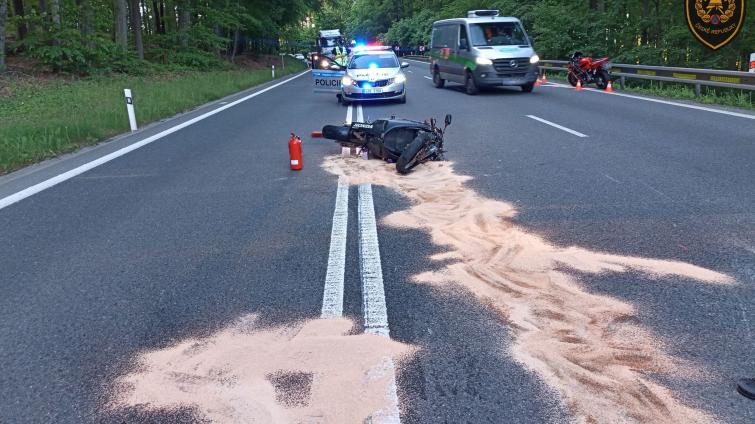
404, 55, 430, 62
539, 60, 755, 96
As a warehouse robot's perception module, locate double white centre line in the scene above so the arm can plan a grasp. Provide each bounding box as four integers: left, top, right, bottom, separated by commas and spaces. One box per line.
319, 103, 401, 423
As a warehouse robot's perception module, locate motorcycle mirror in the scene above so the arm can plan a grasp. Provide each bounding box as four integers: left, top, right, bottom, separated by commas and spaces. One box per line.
444, 114, 452, 127
430, 117, 436, 128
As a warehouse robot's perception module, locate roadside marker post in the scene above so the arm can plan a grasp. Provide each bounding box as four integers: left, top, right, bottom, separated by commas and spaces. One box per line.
272, 65, 275, 79
123, 89, 137, 132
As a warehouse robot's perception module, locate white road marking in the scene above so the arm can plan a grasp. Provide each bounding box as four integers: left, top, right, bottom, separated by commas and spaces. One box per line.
526, 115, 588, 138
545, 81, 755, 120
321, 176, 349, 318
358, 184, 390, 336
406, 70, 413, 73
604, 174, 622, 183
423, 76, 432, 80
358, 183, 401, 423
357, 104, 364, 122
0, 70, 311, 211
346, 104, 353, 124
638, 180, 673, 201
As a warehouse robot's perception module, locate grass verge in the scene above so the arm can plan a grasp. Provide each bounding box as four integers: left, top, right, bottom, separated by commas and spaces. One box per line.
0, 57, 306, 174
543, 71, 754, 110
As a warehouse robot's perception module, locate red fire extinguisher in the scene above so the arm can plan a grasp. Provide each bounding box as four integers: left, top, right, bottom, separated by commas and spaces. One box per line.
288, 133, 303, 170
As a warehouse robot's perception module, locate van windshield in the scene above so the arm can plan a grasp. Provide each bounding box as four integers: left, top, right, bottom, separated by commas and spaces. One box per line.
469, 22, 527, 46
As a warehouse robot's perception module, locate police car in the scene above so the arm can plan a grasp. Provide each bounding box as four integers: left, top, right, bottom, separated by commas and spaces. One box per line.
339, 46, 409, 105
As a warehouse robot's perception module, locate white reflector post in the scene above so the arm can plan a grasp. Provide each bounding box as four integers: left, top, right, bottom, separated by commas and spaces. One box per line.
749, 52, 754, 73
123, 88, 137, 132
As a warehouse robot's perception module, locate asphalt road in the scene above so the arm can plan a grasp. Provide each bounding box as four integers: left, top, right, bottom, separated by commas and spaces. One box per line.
1, 62, 754, 423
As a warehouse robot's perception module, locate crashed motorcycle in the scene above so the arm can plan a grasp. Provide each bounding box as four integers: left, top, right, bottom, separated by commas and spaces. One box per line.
322, 114, 451, 174
567, 51, 612, 89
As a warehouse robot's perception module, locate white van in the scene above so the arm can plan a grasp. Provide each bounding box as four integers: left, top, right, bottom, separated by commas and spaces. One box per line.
429, 10, 540, 94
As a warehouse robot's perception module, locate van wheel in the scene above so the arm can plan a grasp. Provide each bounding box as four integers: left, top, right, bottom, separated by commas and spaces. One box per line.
432, 69, 445, 88
465, 71, 479, 95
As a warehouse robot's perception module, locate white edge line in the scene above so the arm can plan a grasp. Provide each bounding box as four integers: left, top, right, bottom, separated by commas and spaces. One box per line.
526, 115, 588, 138
358, 183, 401, 424
0, 70, 311, 211
320, 176, 349, 318
545, 81, 755, 120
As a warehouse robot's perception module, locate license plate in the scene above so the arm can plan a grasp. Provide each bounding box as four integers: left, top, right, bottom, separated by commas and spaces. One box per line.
363, 88, 381, 94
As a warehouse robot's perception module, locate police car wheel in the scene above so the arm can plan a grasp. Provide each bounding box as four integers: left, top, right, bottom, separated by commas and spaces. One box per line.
398, 94, 407, 104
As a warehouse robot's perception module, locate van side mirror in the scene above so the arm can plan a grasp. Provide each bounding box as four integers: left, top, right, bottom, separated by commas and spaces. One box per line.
400, 62, 409, 69
444, 114, 452, 127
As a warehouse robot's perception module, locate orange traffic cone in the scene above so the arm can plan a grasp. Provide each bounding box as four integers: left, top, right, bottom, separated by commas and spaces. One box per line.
534, 76, 542, 87
605, 80, 613, 93
575, 79, 582, 91
542, 71, 548, 83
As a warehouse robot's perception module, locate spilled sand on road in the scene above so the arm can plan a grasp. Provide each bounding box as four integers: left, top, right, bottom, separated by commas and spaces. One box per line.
109, 316, 412, 423
323, 156, 733, 423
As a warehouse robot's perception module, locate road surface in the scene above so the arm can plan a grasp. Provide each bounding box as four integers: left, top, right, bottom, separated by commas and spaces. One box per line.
1, 61, 754, 423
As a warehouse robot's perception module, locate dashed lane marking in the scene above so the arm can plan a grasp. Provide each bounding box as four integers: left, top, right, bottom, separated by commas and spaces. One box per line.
526, 114, 589, 138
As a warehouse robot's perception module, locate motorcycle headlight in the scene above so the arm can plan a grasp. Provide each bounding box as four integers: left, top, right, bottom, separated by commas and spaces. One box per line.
476, 57, 493, 66
530, 55, 540, 64
393, 74, 406, 84
342, 75, 353, 86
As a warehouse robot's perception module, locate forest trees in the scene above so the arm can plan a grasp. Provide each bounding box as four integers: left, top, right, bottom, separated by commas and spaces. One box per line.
1, 0, 7, 71
0, 0, 320, 74
335, 0, 753, 71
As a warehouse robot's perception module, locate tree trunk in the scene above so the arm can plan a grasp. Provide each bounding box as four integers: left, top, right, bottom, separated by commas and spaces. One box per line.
641, 0, 649, 45
114, 0, 128, 50
51, 0, 60, 44
231, 27, 240, 62
11, 0, 27, 40
38, 0, 47, 29
178, 0, 190, 48
129, 0, 144, 59
77, 0, 93, 38
0, 0, 7, 72
158, 0, 165, 33
152, 0, 163, 34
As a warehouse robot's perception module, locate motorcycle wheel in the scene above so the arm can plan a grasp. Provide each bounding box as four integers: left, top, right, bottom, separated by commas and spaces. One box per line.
595, 69, 610, 89
567, 72, 579, 87
396, 133, 430, 174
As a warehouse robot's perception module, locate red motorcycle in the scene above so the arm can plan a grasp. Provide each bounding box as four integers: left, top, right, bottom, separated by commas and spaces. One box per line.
567, 51, 612, 89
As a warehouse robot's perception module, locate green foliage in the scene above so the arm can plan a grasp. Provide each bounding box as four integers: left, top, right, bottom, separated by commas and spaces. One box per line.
321, 0, 754, 71
0, 57, 306, 173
